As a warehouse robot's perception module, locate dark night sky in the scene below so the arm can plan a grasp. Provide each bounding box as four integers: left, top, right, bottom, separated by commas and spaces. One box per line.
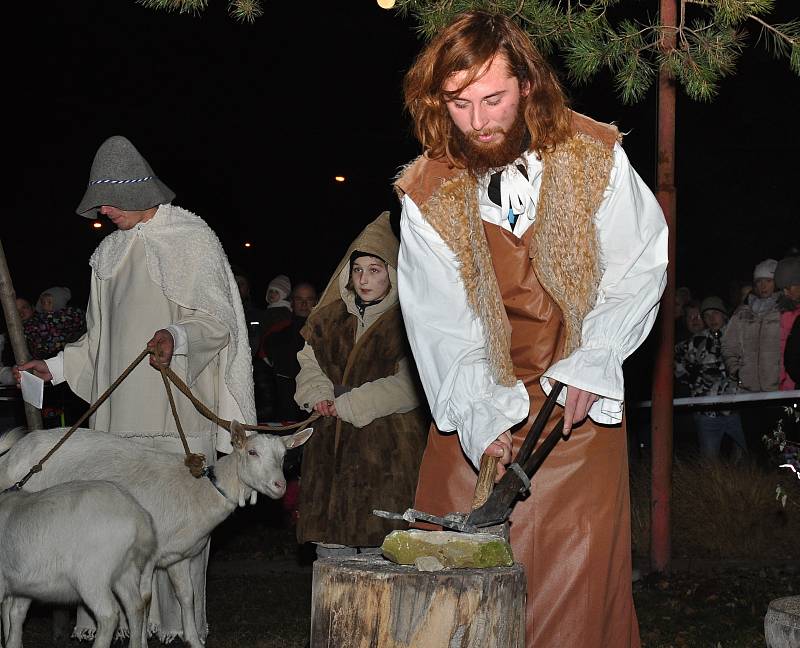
2, 2, 798, 313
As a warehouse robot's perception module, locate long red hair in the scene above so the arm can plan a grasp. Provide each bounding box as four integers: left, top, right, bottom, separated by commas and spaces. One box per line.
403, 10, 571, 164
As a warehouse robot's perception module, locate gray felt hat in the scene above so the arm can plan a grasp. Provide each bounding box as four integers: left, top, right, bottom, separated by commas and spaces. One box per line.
700, 296, 728, 317
775, 256, 800, 290
76, 136, 175, 217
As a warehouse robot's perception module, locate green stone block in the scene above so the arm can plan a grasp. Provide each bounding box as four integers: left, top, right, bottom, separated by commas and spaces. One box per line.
381, 529, 514, 568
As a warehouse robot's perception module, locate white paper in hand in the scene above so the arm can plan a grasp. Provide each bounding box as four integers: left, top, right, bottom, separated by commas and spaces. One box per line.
20, 371, 44, 409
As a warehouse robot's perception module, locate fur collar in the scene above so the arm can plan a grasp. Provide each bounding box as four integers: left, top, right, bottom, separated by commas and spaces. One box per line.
395, 118, 616, 383
89, 204, 256, 434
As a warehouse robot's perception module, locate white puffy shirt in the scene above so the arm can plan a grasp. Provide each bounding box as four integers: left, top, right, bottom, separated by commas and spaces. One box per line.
398, 143, 668, 468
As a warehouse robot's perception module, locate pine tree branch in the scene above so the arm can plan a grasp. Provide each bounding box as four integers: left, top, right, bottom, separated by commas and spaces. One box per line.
132, 0, 800, 88
137, 0, 208, 15
749, 14, 799, 50
395, 0, 798, 102
136, 0, 262, 21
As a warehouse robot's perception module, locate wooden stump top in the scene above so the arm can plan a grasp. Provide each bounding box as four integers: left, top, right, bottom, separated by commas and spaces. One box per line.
310, 554, 526, 648
316, 553, 523, 577
769, 596, 800, 620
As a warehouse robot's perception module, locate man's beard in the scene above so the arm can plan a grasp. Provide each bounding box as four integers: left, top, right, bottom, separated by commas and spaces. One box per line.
452, 103, 531, 177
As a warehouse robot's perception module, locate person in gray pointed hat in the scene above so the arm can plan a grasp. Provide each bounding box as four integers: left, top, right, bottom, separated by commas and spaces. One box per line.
16, 135, 255, 646
75, 135, 176, 219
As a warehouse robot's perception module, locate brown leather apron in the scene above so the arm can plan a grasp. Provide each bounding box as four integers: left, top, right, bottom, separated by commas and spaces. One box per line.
413, 222, 640, 647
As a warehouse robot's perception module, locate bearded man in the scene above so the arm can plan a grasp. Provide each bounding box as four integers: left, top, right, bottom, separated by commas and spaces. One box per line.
395, 11, 668, 648
18, 135, 255, 646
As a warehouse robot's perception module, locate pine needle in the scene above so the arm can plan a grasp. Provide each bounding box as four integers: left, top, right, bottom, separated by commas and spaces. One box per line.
229, 0, 263, 23
393, 0, 799, 105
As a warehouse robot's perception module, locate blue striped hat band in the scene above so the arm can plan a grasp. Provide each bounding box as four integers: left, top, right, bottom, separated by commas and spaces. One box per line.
88, 176, 154, 186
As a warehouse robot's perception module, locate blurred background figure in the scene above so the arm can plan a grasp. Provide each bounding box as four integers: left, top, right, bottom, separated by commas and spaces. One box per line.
674, 286, 693, 340
786, 312, 800, 386
257, 281, 319, 424
255, 281, 319, 525
0, 331, 21, 430
263, 274, 293, 332
232, 266, 266, 356
722, 258, 780, 465
21, 286, 87, 428
675, 296, 745, 461
15, 297, 34, 323
252, 274, 294, 422
0, 333, 15, 387
23, 287, 86, 360
722, 259, 780, 393
775, 256, 800, 391
671, 298, 705, 456
677, 299, 704, 343
728, 279, 752, 314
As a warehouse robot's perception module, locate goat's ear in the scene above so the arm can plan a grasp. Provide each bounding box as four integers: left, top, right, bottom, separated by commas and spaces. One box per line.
284, 427, 313, 450
230, 420, 248, 450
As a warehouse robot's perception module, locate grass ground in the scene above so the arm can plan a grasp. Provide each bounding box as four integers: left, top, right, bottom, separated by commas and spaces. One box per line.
635, 565, 797, 647
13, 455, 800, 647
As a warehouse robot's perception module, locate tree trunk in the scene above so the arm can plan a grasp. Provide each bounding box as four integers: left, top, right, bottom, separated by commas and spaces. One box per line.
0, 240, 58, 638
651, 0, 677, 574
310, 554, 525, 647
0, 239, 42, 430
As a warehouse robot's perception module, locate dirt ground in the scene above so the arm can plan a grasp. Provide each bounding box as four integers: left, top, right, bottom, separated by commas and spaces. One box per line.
16, 549, 799, 648
14, 494, 800, 648
13, 447, 800, 648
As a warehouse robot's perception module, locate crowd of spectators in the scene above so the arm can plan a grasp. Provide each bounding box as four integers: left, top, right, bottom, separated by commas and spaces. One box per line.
235, 272, 321, 525
227, 266, 322, 426
3, 272, 320, 430
673, 253, 800, 461
0, 286, 88, 428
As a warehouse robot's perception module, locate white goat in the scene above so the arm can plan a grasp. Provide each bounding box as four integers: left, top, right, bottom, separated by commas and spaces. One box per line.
0, 479, 157, 648
0, 422, 312, 648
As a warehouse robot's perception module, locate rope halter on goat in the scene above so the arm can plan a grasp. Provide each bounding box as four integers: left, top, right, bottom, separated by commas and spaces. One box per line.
7, 347, 319, 491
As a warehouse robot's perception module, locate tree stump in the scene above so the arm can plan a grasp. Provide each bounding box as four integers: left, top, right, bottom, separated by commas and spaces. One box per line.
310, 554, 525, 648
765, 596, 800, 648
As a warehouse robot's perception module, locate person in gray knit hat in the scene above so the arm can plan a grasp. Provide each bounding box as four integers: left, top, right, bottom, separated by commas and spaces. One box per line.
16, 135, 255, 645
775, 256, 800, 295
676, 295, 746, 460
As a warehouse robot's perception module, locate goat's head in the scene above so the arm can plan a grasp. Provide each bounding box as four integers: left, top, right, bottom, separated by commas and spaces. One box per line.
230, 420, 313, 499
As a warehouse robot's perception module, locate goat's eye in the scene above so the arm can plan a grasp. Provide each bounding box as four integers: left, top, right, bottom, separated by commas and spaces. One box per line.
248, 449, 258, 457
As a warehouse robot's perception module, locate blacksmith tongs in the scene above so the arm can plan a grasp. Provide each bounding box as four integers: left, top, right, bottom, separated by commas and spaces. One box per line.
374, 381, 567, 534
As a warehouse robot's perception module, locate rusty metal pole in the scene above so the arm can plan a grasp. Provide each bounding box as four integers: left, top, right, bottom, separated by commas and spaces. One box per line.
0, 239, 43, 430
651, 0, 678, 573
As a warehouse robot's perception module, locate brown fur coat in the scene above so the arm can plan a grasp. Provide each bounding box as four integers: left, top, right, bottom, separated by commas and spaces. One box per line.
296, 299, 428, 546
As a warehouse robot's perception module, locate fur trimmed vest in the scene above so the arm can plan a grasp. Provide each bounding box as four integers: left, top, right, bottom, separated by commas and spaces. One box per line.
395, 112, 618, 386
296, 299, 428, 546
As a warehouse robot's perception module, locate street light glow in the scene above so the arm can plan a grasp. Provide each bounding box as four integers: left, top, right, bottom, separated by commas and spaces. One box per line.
244, 242, 252, 248
334, 175, 346, 182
